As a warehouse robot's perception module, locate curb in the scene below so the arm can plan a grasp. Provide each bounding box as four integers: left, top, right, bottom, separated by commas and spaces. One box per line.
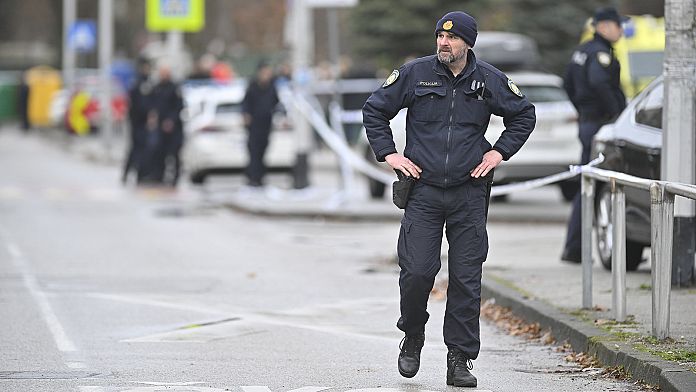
481, 276, 696, 392
223, 198, 570, 223
224, 201, 402, 222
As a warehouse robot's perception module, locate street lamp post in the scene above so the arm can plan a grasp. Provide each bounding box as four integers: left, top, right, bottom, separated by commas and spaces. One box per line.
62, 0, 77, 91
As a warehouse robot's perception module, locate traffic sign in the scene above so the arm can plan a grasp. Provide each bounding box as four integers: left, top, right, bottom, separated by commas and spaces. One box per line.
146, 0, 205, 32
68, 20, 97, 53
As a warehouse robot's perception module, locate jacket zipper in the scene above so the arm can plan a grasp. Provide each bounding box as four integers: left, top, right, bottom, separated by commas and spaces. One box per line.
444, 88, 456, 187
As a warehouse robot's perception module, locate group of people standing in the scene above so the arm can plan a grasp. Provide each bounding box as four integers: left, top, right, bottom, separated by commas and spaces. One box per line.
122, 59, 184, 187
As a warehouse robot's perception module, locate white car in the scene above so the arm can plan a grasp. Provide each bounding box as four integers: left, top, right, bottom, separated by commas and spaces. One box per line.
485, 72, 580, 199
182, 81, 297, 184
360, 71, 580, 200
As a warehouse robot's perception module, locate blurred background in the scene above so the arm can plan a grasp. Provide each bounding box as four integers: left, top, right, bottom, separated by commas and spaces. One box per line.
0, 0, 666, 74
0, 0, 667, 193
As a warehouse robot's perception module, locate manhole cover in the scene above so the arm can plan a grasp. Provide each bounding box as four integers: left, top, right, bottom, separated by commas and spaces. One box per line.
0, 371, 100, 379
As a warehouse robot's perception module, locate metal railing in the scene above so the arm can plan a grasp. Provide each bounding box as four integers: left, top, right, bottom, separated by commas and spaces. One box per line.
581, 164, 696, 339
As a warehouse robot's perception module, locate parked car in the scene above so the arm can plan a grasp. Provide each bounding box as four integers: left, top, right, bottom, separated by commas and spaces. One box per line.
591, 76, 663, 271
181, 81, 297, 184
359, 71, 580, 200
474, 31, 540, 71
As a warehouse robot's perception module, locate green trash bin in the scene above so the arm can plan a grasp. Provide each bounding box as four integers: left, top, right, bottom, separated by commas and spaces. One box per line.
0, 72, 20, 123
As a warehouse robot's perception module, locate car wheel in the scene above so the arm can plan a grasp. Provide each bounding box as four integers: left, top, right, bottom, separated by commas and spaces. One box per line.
559, 180, 580, 202
594, 185, 645, 271
190, 172, 207, 185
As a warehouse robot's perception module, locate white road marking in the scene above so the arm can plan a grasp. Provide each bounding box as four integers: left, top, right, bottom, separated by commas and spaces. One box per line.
5, 241, 77, 352
132, 381, 207, 386
241, 387, 330, 392
349, 390, 443, 392
67, 361, 87, 369
0, 185, 24, 199
92, 292, 401, 344
122, 387, 223, 392
79, 386, 487, 392
86, 293, 229, 316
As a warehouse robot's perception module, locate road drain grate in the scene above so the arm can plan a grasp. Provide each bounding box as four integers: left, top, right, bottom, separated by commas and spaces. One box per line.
0, 371, 100, 379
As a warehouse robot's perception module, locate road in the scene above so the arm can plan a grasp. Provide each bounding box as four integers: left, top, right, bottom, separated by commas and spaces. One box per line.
0, 129, 644, 391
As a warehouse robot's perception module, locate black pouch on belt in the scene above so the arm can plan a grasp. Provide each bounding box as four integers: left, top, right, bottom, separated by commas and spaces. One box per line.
392, 169, 417, 209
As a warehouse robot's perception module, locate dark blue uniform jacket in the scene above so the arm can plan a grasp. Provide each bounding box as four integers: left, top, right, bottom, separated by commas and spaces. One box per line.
363, 51, 536, 188
563, 33, 626, 122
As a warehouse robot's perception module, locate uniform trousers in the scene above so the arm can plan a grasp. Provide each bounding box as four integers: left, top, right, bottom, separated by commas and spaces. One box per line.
246, 118, 272, 186
396, 175, 492, 360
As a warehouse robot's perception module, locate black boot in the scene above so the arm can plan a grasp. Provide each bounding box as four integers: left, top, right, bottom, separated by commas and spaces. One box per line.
398, 333, 425, 378
447, 349, 477, 387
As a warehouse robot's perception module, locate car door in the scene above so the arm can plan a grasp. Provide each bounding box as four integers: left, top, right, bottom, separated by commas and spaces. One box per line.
620, 80, 663, 242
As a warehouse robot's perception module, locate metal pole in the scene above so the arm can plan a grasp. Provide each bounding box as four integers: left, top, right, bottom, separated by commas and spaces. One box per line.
663, 0, 696, 286
327, 8, 342, 105
98, 0, 113, 159
652, 183, 674, 339
611, 179, 626, 322
581, 172, 595, 309
166, 31, 184, 80
290, 0, 312, 189
62, 0, 77, 90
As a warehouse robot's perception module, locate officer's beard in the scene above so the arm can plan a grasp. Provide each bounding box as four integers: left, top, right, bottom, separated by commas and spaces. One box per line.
437, 47, 466, 64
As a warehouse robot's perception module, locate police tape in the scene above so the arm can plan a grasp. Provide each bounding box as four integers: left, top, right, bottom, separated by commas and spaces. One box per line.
489, 155, 604, 196
283, 88, 604, 197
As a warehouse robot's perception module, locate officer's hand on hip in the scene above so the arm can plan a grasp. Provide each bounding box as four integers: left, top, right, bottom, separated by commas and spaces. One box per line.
471, 150, 503, 178
385, 153, 422, 179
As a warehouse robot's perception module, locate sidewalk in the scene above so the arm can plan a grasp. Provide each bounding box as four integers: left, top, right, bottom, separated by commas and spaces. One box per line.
221, 161, 696, 392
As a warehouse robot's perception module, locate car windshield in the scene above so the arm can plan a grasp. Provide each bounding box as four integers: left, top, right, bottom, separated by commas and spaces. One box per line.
216, 103, 242, 114
634, 82, 663, 129
521, 85, 569, 103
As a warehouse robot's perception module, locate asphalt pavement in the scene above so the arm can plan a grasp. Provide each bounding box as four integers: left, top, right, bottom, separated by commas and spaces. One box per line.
1, 126, 694, 392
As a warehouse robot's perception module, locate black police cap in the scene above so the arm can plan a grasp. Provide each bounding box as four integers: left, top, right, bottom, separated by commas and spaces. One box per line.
593, 7, 629, 25
435, 11, 478, 47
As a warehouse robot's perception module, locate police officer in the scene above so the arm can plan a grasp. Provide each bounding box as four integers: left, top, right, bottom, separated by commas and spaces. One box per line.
152, 64, 184, 186
561, 7, 628, 263
242, 62, 279, 187
363, 11, 535, 387
122, 57, 153, 185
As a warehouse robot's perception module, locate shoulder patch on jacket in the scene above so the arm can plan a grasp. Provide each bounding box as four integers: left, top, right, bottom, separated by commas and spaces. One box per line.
597, 52, 612, 67
507, 79, 523, 97
383, 70, 399, 88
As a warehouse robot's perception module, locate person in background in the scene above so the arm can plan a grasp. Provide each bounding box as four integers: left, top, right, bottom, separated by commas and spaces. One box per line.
122, 57, 153, 185
189, 54, 215, 81
17, 69, 30, 132
241, 62, 279, 187
561, 7, 628, 263
152, 64, 184, 186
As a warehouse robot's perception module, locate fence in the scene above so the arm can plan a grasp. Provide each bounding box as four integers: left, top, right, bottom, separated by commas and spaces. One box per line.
581, 165, 696, 339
